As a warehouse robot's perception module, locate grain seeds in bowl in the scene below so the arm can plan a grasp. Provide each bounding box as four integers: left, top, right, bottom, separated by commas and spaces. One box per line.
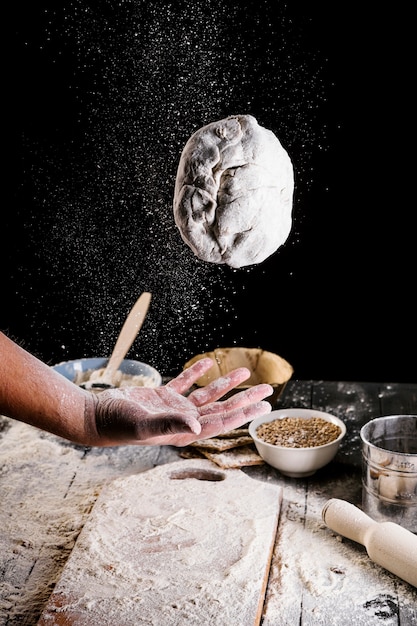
256, 416, 342, 448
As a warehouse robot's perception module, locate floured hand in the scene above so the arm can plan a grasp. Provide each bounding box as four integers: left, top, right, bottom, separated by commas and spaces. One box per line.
90, 358, 273, 446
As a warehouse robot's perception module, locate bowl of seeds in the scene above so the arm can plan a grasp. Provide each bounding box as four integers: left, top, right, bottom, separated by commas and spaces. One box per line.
249, 408, 346, 477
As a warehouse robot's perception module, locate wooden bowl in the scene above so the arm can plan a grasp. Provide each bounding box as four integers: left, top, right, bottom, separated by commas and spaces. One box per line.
183, 347, 294, 406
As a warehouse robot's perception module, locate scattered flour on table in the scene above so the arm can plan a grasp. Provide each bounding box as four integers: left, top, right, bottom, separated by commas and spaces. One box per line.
261, 480, 416, 626
0, 415, 160, 626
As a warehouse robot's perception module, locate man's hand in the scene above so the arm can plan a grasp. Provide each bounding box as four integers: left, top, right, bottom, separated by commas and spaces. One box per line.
91, 357, 273, 446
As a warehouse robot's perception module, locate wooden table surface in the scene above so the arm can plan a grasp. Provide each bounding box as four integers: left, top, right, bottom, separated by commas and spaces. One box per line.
1, 379, 416, 626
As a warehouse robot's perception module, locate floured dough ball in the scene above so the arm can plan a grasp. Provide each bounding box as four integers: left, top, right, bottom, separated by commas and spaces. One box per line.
173, 114, 294, 268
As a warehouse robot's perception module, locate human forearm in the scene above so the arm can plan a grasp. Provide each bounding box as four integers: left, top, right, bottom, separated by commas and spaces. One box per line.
0, 332, 96, 444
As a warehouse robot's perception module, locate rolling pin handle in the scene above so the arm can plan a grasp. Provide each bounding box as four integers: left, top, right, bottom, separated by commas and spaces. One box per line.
322, 498, 417, 588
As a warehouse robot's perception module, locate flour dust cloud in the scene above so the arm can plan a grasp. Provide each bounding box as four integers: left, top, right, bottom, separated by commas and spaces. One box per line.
10, 0, 328, 375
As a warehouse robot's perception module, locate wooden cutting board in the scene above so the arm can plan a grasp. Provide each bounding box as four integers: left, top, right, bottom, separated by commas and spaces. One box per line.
38, 459, 282, 626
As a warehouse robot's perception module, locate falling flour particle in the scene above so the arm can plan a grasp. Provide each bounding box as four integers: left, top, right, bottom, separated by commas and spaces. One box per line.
173, 114, 294, 268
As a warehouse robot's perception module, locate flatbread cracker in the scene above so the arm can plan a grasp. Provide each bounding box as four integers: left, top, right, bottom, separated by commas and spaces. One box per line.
195, 444, 265, 469
189, 433, 253, 451
179, 448, 205, 460
214, 428, 250, 438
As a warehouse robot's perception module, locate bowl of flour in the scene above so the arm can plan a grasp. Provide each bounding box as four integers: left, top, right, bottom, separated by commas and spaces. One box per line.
52, 357, 162, 391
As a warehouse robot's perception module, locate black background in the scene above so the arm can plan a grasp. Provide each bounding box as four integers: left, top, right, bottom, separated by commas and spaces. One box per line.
3, 1, 415, 383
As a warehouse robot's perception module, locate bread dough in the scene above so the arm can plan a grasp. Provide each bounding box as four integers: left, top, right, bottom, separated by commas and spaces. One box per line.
173, 114, 294, 268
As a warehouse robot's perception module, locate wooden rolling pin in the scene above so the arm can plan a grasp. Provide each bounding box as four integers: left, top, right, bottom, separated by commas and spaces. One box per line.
322, 498, 417, 588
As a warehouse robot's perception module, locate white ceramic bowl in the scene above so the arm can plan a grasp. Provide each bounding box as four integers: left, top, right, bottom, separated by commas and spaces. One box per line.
52, 357, 162, 388
249, 408, 346, 477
